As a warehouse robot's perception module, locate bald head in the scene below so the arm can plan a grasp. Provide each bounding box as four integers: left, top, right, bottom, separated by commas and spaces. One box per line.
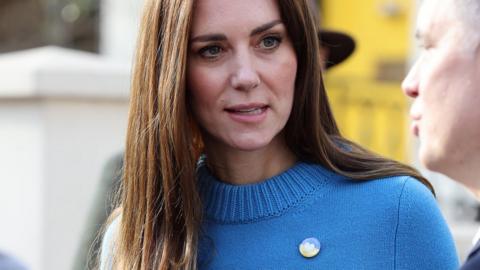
419, 0, 480, 51
454, 0, 480, 25
453, 0, 480, 47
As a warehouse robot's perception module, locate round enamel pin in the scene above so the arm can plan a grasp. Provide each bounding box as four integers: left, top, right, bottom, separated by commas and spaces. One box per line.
299, 237, 321, 258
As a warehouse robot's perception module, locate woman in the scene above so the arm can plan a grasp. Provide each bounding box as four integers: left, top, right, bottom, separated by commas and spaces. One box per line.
100, 0, 459, 269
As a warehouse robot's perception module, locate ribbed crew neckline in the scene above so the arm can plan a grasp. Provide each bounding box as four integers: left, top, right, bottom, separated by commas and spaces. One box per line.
197, 160, 336, 224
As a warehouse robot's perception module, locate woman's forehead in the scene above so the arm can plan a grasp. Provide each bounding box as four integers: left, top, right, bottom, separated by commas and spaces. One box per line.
190, 0, 282, 35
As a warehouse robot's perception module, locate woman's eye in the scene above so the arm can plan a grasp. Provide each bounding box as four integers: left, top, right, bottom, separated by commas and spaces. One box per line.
259, 36, 281, 50
199, 46, 223, 59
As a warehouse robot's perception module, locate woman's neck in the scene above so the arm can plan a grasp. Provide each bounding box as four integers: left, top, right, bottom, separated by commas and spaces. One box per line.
204, 137, 297, 185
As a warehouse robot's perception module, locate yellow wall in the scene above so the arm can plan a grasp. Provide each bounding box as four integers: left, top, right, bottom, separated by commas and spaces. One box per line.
320, 0, 413, 162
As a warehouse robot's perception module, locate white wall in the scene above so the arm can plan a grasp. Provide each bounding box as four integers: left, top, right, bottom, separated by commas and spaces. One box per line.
0, 99, 128, 270
100, 0, 145, 62
0, 0, 147, 268
0, 47, 130, 270
0, 101, 45, 269
42, 99, 128, 270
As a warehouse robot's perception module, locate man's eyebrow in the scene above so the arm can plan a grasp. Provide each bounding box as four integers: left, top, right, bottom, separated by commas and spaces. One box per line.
415, 30, 424, 40
190, 20, 283, 43
415, 30, 423, 40
250, 20, 283, 36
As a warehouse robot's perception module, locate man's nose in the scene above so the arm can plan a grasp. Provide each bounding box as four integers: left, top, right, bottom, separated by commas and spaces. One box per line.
230, 51, 261, 91
402, 61, 420, 98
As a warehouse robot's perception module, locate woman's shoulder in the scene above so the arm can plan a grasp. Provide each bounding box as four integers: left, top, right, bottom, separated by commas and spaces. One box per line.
355, 175, 446, 228
298, 162, 434, 207
323, 172, 438, 213
374, 175, 435, 201
306, 161, 431, 194
100, 215, 121, 270
348, 174, 433, 198
301, 162, 433, 198
390, 176, 459, 268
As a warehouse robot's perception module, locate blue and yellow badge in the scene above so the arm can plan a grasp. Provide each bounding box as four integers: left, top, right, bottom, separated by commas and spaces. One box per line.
299, 237, 321, 258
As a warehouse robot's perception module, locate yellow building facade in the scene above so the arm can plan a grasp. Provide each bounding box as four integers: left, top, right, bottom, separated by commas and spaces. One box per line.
320, 0, 414, 162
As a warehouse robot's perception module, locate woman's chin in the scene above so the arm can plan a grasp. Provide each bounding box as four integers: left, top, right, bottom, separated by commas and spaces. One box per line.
203, 131, 283, 153
228, 137, 274, 152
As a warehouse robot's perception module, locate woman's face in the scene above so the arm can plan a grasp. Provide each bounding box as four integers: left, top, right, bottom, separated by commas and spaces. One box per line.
187, 0, 298, 153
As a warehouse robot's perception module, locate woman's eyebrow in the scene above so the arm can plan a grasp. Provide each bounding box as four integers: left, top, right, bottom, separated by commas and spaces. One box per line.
190, 34, 227, 43
190, 20, 282, 43
250, 20, 282, 36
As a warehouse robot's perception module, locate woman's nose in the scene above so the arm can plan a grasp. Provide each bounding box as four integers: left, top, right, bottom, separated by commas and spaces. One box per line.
230, 52, 261, 91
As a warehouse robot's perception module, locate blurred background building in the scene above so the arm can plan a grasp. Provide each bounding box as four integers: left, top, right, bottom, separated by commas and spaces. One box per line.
0, 0, 478, 269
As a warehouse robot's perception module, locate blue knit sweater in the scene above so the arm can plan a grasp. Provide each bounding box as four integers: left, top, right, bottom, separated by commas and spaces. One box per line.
196, 161, 459, 269
100, 161, 459, 269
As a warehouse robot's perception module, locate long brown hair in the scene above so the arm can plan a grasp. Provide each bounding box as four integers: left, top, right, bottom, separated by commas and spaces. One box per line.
104, 0, 432, 269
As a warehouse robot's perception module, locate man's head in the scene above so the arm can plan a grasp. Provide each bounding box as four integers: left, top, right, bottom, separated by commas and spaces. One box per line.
402, 0, 480, 189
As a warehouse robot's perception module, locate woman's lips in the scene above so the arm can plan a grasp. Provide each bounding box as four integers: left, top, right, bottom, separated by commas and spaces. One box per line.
225, 104, 269, 123
226, 106, 268, 114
